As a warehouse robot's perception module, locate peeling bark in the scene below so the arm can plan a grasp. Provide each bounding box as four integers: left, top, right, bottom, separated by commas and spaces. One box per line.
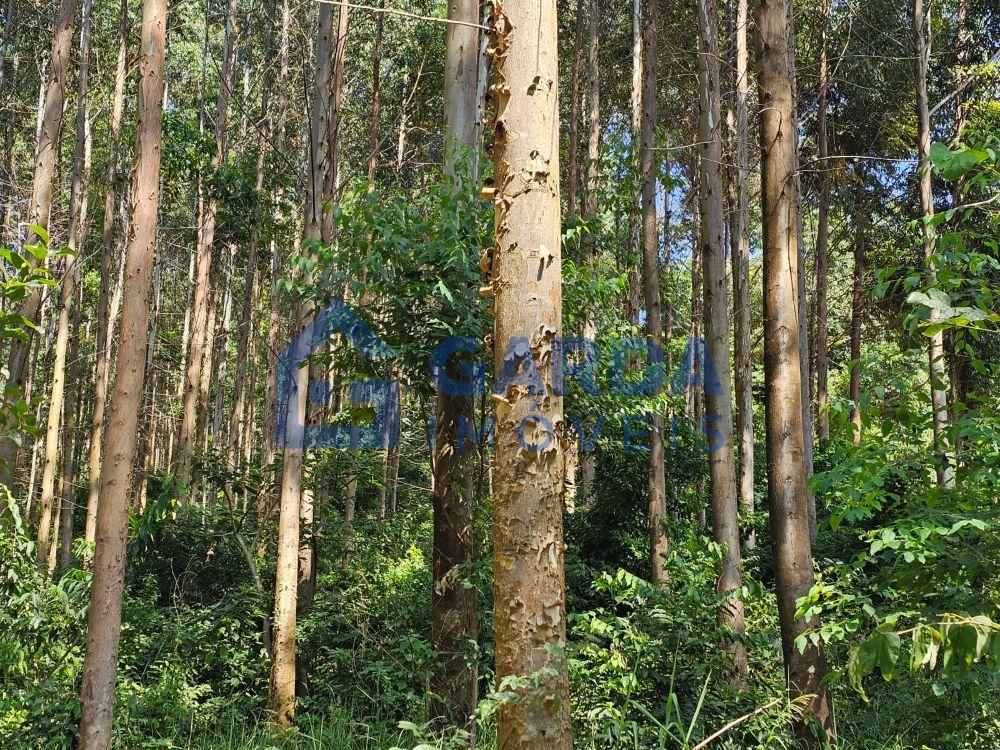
488, 0, 572, 744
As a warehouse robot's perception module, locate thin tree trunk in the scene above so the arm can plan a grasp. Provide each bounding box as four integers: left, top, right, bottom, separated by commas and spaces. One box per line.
488, 0, 572, 744
84, 0, 129, 565
849, 174, 864, 443
698, 0, 748, 684
429, 0, 481, 732
35, 0, 93, 568
639, 0, 667, 586
578, 0, 600, 504
0, 0, 77, 493
262, 0, 291, 474
228, 0, 279, 467
755, 0, 835, 740
58, 287, 83, 571
948, 0, 968, 461
367, 0, 385, 182
567, 0, 584, 217
177, 0, 240, 487
814, 0, 831, 441
730, 0, 754, 549
75, 0, 167, 740
913, 0, 953, 488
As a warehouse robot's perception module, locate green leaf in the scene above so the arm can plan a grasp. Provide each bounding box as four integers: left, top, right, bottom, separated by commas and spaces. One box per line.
28, 223, 50, 246
930, 143, 987, 181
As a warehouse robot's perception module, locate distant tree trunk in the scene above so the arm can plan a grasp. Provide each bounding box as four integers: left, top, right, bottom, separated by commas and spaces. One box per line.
488, 0, 573, 745
729, 0, 754, 550
58, 290, 83, 571
262, 0, 291, 474
176, 0, 240, 487
698, 0, 747, 684
754, 0, 835, 742
814, 0, 831, 441
367, 0, 385, 182
0, 0, 13, 93
75, 0, 167, 741
228, 0, 280, 469
578, 0, 600, 504
566, 0, 584, 217
211, 248, 235, 446
948, 0, 968, 460
429, 0, 480, 734
849, 174, 865, 444
913, 0, 953, 488
84, 0, 128, 565
690, 193, 706, 531
639, 0, 667, 586
35, 0, 93, 569
0, 0, 77, 493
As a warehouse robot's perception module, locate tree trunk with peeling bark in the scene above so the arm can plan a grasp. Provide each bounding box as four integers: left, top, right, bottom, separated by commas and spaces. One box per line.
76, 0, 167, 740
488, 0, 572, 744
754, 0, 834, 741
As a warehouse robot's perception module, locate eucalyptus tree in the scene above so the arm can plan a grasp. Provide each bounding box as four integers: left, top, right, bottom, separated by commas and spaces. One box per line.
488, 0, 573, 743
755, 0, 834, 741
76, 0, 168, 741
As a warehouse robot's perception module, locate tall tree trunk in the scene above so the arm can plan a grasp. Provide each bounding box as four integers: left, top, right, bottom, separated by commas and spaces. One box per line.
0, 0, 77, 493
269, 0, 346, 723
75, 0, 167, 740
429, 0, 480, 734
58, 288, 83, 571
698, 0, 747, 684
35, 0, 94, 568
566, 0, 584, 217
639, 0, 667, 586
228, 0, 280, 468
730, 0, 754, 549
269, 304, 307, 728
176, 0, 240, 487
849, 174, 864, 444
488, 0, 572, 744
814, 0, 831, 441
367, 0, 385, 182
948, 0, 968, 461
912, 0, 953, 488
578, 0, 600, 504
84, 0, 129, 565
754, 0, 834, 742
262, 0, 291, 474
785, 0, 815, 539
